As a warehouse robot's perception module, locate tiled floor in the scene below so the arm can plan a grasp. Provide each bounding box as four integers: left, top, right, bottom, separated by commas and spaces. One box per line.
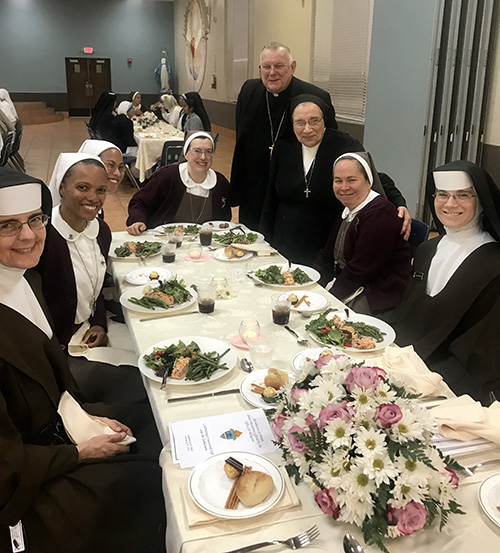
20, 116, 235, 231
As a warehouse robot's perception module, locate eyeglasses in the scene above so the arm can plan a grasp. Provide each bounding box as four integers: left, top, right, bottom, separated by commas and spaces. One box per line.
104, 161, 126, 173
293, 117, 323, 128
260, 63, 288, 73
189, 148, 214, 157
433, 191, 477, 202
0, 213, 49, 237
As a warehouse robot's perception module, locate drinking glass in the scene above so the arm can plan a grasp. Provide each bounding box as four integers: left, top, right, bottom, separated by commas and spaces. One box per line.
161, 242, 176, 263
239, 319, 261, 344
247, 335, 277, 370
271, 294, 291, 325
197, 285, 215, 313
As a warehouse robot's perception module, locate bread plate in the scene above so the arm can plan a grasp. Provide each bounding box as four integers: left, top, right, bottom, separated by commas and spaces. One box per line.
306, 312, 396, 352
239, 369, 293, 410
138, 336, 237, 385
278, 290, 328, 313
291, 347, 354, 372
188, 451, 284, 519
124, 267, 173, 285
119, 286, 197, 314
478, 474, 500, 528
250, 263, 320, 289
201, 220, 238, 232
212, 247, 253, 262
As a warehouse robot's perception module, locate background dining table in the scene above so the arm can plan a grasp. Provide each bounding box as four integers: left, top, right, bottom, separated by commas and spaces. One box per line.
133, 120, 184, 181
109, 229, 500, 553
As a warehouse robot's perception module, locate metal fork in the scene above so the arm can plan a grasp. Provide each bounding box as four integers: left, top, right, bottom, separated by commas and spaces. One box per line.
223, 525, 320, 553
458, 458, 500, 477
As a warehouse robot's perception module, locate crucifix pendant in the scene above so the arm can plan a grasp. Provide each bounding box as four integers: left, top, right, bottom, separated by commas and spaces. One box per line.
304, 188, 310, 198
269, 144, 274, 158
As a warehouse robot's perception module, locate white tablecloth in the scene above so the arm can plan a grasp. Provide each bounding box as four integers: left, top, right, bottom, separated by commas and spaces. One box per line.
109, 230, 500, 553
133, 121, 183, 181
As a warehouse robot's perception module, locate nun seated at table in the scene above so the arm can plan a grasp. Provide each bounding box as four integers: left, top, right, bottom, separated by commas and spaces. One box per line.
78, 139, 126, 195
313, 152, 412, 314
126, 131, 230, 235
0, 167, 166, 553
388, 161, 500, 405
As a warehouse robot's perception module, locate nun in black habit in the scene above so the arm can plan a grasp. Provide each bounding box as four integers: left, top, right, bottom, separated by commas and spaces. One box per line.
0, 168, 166, 553
259, 95, 407, 266
389, 160, 500, 405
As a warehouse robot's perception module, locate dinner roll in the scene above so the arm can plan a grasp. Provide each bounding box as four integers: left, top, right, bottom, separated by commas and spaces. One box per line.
235, 470, 274, 507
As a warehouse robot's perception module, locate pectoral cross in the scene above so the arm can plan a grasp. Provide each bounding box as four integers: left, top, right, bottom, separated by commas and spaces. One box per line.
269, 144, 274, 158
304, 189, 310, 198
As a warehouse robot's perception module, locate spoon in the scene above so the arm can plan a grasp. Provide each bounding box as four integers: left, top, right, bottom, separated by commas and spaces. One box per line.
343, 534, 365, 553
240, 358, 255, 373
284, 325, 309, 346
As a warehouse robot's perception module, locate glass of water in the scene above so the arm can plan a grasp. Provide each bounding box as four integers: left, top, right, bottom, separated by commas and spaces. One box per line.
247, 335, 277, 370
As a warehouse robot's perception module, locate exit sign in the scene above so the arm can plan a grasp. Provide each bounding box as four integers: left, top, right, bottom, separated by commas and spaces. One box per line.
83, 47, 94, 54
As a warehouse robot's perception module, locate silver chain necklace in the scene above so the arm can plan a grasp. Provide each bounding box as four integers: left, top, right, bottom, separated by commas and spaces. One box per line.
304, 158, 316, 199
266, 92, 286, 158
189, 192, 209, 223
72, 236, 104, 316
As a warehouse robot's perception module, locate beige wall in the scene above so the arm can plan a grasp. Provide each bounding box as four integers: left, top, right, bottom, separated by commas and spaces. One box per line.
483, 11, 500, 146
252, 0, 313, 80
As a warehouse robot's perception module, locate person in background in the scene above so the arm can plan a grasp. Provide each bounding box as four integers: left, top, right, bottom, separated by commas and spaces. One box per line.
389, 161, 500, 405
78, 139, 125, 194
0, 88, 18, 124
229, 41, 337, 230
314, 152, 411, 314
127, 131, 229, 234
159, 94, 183, 128
178, 91, 211, 132
0, 167, 166, 553
128, 91, 143, 117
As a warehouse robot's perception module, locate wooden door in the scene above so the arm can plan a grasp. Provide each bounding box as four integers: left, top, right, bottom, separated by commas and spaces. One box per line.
65, 57, 112, 117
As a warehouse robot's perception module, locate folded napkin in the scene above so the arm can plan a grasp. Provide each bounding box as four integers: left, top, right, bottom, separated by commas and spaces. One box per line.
431, 396, 500, 445
184, 467, 300, 528
57, 391, 136, 445
235, 243, 277, 256
369, 344, 444, 397
68, 320, 138, 367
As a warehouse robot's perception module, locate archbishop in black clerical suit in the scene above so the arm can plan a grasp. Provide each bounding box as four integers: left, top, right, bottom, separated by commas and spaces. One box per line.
229, 76, 337, 231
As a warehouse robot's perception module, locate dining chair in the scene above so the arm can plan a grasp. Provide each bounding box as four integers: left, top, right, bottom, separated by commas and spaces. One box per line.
408, 218, 430, 257
160, 139, 184, 167
10, 119, 26, 172
0, 131, 14, 167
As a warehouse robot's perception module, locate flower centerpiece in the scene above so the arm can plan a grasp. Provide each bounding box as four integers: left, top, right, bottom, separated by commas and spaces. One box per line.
137, 111, 158, 128
271, 350, 464, 552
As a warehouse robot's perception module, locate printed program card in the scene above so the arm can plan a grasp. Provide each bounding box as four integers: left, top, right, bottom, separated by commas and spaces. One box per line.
169, 408, 277, 468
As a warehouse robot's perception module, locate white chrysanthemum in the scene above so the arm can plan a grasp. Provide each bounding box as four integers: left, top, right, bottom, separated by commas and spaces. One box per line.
297, 389, 318, 413
386, 525, 403, 539
389, 474, 426, 508
308, 386, 346, 416
311, 448, 350, 487
303, 474, 320, 492
349, 386, 378, 413
293, 451, 311, 478
362, 452, 399, 486
337, 490, 374, 526
324, 418, 354, 448
341, 463, 377, 500
373, 382, 398, 403
394, 456, 432, 487
353, 427, 387, 457
320, 354, 353, 375
389, 410, 425, 443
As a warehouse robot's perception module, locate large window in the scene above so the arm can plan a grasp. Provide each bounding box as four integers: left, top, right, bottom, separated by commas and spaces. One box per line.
311, 0, 374, 123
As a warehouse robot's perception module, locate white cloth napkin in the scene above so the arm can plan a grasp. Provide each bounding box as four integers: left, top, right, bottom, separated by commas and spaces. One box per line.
57, 391, 136, 445
68, 320, 138, 366
431, 396, 500, 444
183, 467, 300, 528
235, 243, 277, 256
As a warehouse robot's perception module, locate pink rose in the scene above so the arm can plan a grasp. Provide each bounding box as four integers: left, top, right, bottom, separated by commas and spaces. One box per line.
388, 501, 427, 535
290, 387, 307, 402
271, 413, 287, 439
314, 488, 340, 518
288, 425, 309, 453
314, 353, 343, 368
374, 404, 403, 428
304, 413, 317, 429
345, 366, 386, 392
319, 401, 353, 425
445, 467, 459, 489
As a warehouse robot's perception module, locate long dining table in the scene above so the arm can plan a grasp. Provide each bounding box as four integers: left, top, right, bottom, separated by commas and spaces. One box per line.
133, 120, 184, 181
109, 228, 500, 553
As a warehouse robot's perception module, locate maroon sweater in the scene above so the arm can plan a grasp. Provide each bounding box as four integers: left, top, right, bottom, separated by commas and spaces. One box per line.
314, 195, 411, 312
127, 164, 231, 228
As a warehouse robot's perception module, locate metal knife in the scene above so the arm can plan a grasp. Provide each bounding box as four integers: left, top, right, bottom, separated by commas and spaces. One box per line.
168, 389, 240, 403
139, 311, 198, 322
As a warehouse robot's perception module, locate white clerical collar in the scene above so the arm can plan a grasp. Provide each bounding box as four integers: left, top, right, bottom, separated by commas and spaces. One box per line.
179, 162, 216, 191
341, 190, 379, 222
302, 143, 320, 175
51, 206, 99, 241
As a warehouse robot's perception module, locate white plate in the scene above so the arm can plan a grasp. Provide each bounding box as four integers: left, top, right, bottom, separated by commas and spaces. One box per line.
201, 220, 238, 232
239, 369, 292, 410
291, 347, 353, 372
109, 240, 162, 261
188, 451, 285, 519
306, 312, 396, 352
138, 336, 237, 385
251, 263, 320, 289
212, 248, 253, 262
213, 230, 265, 244
120, 286, 197, 314
124, 267, 173, 285
478, 474, 500, 527
153, 222, 200, 235
278, 291, 328, 313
